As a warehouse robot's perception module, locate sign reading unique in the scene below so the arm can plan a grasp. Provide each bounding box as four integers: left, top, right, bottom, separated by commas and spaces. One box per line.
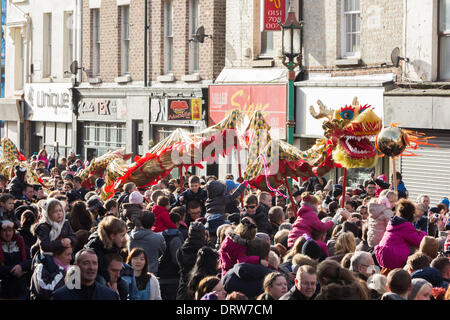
264, 0, 286, 31
168, 99, 202, 121
24, 83, 73, 123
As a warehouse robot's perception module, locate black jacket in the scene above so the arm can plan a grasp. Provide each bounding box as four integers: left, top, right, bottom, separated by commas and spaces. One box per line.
176, 236, 206, 300
205, 180, 246, 218
51, 281, 118, 300
279, 285, 316, 300
84, 231, 122, 282
222, 262, 273, 300
174, 188, 208, 214
30, 221, 77, 259
241, 205, 272, 235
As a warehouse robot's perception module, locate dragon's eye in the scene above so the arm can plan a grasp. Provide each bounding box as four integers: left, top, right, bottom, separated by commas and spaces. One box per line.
339, 110, 354, 120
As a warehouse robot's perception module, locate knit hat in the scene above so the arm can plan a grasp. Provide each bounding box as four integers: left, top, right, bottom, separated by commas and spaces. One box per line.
440, 198, 449, 209
408, 278, 432, 300
301, 239, 323, 261
129, 191, 144, 205
189, 221, 205, 239
411, 267, 446, 288
1, 220, 14, 229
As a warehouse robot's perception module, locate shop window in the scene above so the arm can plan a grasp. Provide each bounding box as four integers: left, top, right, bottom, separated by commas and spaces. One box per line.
83, 122, 126, 158
342, 0, 360, 58
439, 0, 450, 80
260, 0, 274, 56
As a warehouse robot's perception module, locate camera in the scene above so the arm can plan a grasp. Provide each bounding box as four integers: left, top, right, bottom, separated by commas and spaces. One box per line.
434, 213, 440, 219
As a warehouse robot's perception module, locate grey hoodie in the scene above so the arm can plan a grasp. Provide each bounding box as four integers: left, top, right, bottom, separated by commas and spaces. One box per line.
127, 228, 166, 274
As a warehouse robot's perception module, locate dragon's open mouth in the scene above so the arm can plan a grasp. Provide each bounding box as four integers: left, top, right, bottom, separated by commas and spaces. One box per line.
339, 135, 377, 159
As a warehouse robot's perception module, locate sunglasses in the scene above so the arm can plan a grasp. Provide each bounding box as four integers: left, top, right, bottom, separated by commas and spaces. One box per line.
245, 205, 256, 209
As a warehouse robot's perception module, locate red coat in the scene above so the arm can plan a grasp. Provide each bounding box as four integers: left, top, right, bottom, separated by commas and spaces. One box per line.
151, 205, 177, 233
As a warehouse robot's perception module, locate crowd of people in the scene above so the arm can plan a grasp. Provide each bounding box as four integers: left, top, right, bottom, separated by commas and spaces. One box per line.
0, 149, 450, 301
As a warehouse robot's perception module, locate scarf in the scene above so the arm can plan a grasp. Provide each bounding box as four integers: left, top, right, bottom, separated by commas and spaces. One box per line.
53, 256, 70, 272
42, 199, 66, 241
0, 234, 27, 264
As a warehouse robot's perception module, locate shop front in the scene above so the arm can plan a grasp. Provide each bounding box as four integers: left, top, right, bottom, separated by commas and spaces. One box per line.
149, 88, 207, 178
24, 83, 73, 157
77, 96, 128, 162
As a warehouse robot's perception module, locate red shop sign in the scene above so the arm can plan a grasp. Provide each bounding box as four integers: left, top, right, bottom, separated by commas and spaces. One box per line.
209, 84, 287, 139
264, 0, 286, 31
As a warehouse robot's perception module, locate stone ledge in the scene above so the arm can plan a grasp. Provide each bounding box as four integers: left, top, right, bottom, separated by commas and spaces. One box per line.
88, 77, 102, 84
157, 74, 176, 82
114, 75, 132, 84
251, 59, 274, 68
181, 74, 201, 82
335, 58, 361, 67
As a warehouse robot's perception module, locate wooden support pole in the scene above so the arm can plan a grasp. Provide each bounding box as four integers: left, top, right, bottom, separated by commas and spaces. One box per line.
179, 165, 184, 193
236, 148, 244, 208
341, 168, 347, 208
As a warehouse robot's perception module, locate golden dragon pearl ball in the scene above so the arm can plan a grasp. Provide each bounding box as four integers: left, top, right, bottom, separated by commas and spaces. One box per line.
376, 127, 408, 157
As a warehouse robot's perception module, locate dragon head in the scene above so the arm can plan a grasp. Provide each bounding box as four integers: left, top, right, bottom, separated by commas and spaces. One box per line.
310, 97, 382, 169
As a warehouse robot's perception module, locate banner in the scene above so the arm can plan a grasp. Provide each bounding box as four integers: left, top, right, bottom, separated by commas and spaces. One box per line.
264, 0, 286, 31
209, 84, 287, 139
168, 98, 202, 121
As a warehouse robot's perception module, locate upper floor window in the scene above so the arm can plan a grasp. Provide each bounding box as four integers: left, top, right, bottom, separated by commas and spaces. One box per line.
439, 0, 450, 80
189, 0, 200, 73
342, 0, 360, 57
164, 0, 173, 74
43, 12, 52, 77
120, 5, 130, 75
92, 8, 100, 77
64, 11, 73, 77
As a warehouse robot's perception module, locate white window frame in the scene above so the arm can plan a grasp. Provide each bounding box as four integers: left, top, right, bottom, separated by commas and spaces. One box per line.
164, 0, 173, 74
259, 0, 275, 57
341, 0, 361, 58
189, 0, 200, 74
439, 0, 450, 80
92, 8, 100, 77
120, 5, 130, 75
43, 12, 52, 77
64, 11, 74, 77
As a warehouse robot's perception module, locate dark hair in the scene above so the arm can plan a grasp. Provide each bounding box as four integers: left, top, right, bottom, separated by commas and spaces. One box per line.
104, 253, 123, 267
227, 291, 249, 300
396, 199, 415, 223
0, 193, 15, 203
104, 199, 117, 212
430, 256, 450, 275
74, 230, 91, 255
73, 176, 82, 183
170, 212, 181, 224
141, 211, 155, 229
244, 194, 258, 205
70, 201, 94, 232
247, 238, 270, 260
157, 195, 170, 207
316, 260, 357, 287
20, 210, 36, 228
187, 200, 201, 210
387, 268, 411, 295
187, 247, 220, 298
189, 175, 200, 184
328, 201, 339, 215
268, 206, 284, 224
396, 171, 402, 181
195, 276, 220, 300
171, 206, 186, 218
0, 174, 7, 182
126, 247, 150, 287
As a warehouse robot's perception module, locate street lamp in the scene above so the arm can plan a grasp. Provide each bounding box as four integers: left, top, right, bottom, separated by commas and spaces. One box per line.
280, 4, 303, 207
280, 5, 303, 146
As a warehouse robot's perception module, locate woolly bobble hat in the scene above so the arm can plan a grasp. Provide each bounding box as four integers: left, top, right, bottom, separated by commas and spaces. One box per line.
440, 198, 449, 209
129, 191, 144, 205
408, 278, 432, 300
189, 221, 205, 239
301, 239, 323, 261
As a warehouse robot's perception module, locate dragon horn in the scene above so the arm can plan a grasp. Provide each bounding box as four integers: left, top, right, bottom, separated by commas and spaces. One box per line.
310, 100, 333, 120
352, 97, 359, 108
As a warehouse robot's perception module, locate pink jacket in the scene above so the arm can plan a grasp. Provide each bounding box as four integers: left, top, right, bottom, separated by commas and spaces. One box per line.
287, 203, 334, 248
367, 202, 394, 248
219, 233, 249, 278
374, 216, 427, 269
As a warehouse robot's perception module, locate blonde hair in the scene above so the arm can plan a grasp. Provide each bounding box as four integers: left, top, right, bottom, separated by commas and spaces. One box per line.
98, 216, 127, 250
268, 251, 280, 269
335, 232, 356, 256
292, 253, 318, 268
